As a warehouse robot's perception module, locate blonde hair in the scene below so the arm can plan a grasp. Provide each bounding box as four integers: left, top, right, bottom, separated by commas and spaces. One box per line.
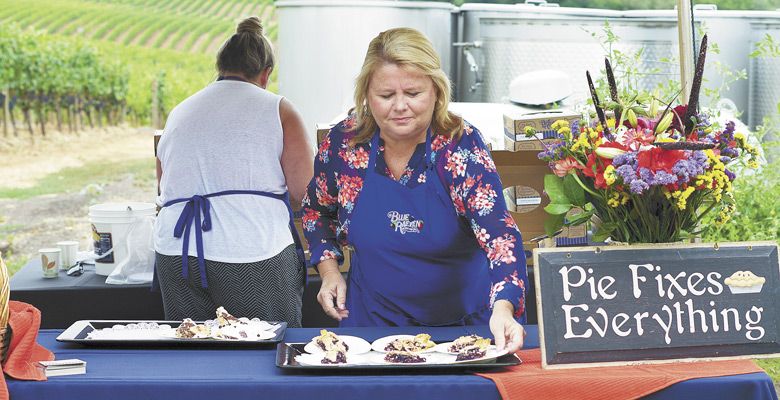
351, 28, 462, 144
216, 16, 275, 78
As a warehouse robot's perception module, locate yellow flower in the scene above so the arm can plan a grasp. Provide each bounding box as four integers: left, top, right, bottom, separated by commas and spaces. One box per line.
714, 203, 736, 226
607, 192, 621, 208
669, 186, 696, 210
603, 165, 617, 185
620, 192, 630, 205
570, 132, 591, 152
734, 133, 746, 146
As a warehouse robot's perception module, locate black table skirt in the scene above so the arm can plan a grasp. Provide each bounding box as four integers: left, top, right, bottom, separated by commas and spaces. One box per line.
10, 260, 336, 329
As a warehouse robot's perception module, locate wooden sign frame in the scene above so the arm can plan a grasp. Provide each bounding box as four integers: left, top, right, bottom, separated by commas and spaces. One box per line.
533, 241, 780, 369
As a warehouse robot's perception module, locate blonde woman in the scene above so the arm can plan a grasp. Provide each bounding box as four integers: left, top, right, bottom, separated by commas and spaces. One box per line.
155, 17, 313, 326
301, 28, 527, 352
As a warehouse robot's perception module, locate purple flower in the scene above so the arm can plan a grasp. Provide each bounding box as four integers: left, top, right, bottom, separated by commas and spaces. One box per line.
721, 147, 739, 158
639, 168, 653, 182
672, 152, 707, 185
538, 142, 566, 161
613, 152, 637, 168
652, 170, 679, 186
725, 169, 736, 181
722, 121, 735, 141
630, 179, 650, 194
616, 164, 637, 184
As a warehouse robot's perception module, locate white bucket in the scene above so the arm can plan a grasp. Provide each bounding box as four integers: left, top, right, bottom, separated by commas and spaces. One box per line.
88, 202, 156, 276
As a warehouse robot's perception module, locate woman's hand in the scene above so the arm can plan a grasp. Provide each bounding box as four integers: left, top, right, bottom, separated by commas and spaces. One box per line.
317, 260, 349, 321
489, 300, 525, 354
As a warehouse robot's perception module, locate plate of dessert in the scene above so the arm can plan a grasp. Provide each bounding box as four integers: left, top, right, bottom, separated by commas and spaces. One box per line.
57, 306, 286, 346
445, 338, 509, 364
371, 334, 437, 353
303, 329, 372, 355
433, 334, 495, 354
276, 342, 520, 370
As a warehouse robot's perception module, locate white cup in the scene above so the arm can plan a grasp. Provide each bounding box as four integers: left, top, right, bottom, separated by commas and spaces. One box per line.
39, 248, 61, 278
56, 241, 79, 270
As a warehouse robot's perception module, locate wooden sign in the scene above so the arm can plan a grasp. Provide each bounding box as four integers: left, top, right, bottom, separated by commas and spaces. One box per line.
533, 241, 780, 369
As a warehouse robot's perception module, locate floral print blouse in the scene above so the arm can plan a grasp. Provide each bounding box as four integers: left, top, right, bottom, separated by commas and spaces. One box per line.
301, 114, 527, 318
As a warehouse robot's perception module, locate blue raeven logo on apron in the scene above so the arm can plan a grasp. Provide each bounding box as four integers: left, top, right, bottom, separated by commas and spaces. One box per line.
387, 211, 423, 234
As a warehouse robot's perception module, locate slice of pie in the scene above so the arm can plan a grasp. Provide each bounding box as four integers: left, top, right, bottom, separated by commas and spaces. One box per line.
215, 306, 241, 328
455, 338, 491, 361
448, 334, 483, 353
314, 329, 349, 352
321, 348, 348, 364
174, 318, 197, 338
384, 333, 435, 352
384, 350, 426, 364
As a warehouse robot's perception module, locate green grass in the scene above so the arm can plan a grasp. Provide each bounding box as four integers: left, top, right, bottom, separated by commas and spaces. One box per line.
756, 358, 780, 387
0, 158, 155, 200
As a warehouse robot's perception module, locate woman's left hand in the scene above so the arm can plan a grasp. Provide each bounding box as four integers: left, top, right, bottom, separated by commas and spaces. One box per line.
489, 300, 525, 354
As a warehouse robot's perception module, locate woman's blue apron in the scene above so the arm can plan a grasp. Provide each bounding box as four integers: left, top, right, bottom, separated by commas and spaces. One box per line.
155, 74, 305, 289
342, 129, 492, 327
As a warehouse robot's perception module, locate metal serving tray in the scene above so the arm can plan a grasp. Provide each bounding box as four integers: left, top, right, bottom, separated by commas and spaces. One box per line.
275, 343, 521, 371
56, 320, 286, 347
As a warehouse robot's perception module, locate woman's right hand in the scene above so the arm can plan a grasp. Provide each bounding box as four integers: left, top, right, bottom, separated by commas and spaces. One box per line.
317, 260, 349, 321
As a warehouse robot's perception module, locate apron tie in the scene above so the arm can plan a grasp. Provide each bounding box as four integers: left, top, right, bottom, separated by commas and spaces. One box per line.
162, 190, 306, 288
170, 195, 212, 287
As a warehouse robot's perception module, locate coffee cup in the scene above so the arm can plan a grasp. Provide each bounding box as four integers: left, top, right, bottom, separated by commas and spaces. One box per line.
56, 240, 79, 270
39, 248, 61, 278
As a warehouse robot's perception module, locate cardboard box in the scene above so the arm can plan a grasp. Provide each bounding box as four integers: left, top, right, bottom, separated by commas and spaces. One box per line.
503, 109, 580, 141
503, 136, 561, 152
493, 150, 588, 265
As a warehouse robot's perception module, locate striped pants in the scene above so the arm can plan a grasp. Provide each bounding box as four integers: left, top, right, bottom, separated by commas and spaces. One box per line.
155, 244, 304, 327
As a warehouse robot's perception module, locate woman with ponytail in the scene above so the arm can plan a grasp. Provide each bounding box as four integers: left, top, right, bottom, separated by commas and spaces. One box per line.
154, 17, 313, 327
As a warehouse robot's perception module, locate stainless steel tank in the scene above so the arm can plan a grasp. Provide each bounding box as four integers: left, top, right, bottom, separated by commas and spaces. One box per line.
454, 4, 780, 127
748, 18, 780, 129
454, 4, 679, 106
276, 0, 456, 140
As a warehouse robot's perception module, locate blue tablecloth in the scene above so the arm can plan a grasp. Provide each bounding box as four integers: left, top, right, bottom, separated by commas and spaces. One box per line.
6, 326, 777, 400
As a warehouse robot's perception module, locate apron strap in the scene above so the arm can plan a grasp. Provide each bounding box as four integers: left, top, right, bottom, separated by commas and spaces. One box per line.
162, 189, 305, 288
368, 127, 434, 172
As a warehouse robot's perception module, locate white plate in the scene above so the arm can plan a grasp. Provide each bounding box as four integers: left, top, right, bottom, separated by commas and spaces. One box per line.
433, 341, 498, 355
303, 335, 372, 355
370, 334, 437, 353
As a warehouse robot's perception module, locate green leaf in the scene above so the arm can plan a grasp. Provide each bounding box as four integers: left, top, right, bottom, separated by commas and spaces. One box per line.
544, 214, 565, 238
565, 209, 595, 226
544, 203, 573, 215
592, 222, 618, 242
563, 174, 586, 206
544, 174, 568, 204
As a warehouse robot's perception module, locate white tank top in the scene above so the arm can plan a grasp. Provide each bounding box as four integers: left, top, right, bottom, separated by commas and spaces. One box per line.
154, 80, 293, 263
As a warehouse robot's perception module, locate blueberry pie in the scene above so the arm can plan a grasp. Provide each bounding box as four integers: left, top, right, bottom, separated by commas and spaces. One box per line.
384, 333, 435, 352
455, 338, 491, 361
384, 350, 426, 364
448, 334, 484, 353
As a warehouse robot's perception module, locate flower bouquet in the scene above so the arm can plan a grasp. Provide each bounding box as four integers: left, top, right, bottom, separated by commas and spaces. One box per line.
531, 35, 760, 244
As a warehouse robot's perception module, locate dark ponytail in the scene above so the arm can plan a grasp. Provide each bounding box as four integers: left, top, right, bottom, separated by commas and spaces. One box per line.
216, 16, 275, 78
